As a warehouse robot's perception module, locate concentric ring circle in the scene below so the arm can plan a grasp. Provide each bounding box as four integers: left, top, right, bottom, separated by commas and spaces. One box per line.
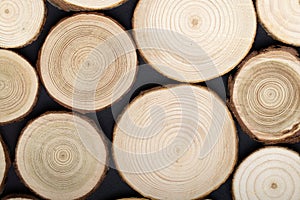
133, 0, 257, 82
230, 47, 300, 143
233, 147, 300, 200
257, 0, 300, 46
16, 112, 107, 200
39, 14, 137, 111
0, 50, 38, 124
48, 0, 128, 11
0, 0, 45, 48
113, 85, 237, 199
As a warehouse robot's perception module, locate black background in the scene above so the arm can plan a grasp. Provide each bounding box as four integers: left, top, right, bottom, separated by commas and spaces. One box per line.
0, 0, 300, 199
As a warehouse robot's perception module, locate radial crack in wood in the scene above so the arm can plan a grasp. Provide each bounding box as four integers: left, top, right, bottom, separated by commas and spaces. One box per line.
15, 112, 108, 200
0, 50, 38, 124
229, 47, 300, 143
257, 0, 300, 46
39, 14, 137, 112
233, 147, 300, 200
113, 85, 237, 200
0, 0, 45, 48
133, 0, 257, 82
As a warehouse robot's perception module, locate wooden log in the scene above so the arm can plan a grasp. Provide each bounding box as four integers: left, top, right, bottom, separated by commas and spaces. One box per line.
39, 13, 137, 112
257, 0, 300, 46
48, 0, 128, 11
133, 0, 257, 82
233, 147, 300, 200
113, 85, 238, 199
0, 0, 45, 48
2, 195, 37, 200
0, 50, 38, 124
15, 112, 108, 200
229, 47, 300, 144
0, 135, 10, 194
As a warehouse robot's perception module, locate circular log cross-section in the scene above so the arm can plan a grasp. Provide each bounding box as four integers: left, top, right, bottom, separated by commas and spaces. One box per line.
229, 47, 300, 143
48, 0, 128, 11
257, 0, 300, 46
0, 50, 39, 124
133, 0, 257, 82
113, 85, 237, 199
39, 14, 137, 112
16, 112, 107, 200
233, 147, 300, 200
0, 136, 10, 193
0, 0, 45, 48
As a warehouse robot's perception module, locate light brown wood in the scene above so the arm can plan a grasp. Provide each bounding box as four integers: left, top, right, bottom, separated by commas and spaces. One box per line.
48, 0, 128, 11
15, 112, 108, 200
233, 147, 300, 200
0, 50, 39, 124
0, 0, 45, 48
39, 13, 137, 112
113, 85, 237, 200
229, 47, 300, 143
257, 0, 300, 46
2, 195, 36, 200
0, 135, 10, 194
133, 0, 257, 82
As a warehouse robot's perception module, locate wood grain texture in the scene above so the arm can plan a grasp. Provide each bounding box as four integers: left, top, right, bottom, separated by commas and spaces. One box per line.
133, 0, 257, 82
229, 47, 300, 144
0, 0, 45, 48
15, 112, 108, 200
0, 50, 38, 124
39, 13, 137, 112
257, 0, 300, 46
48, 0, 128, 11
0, 134, 10, 194
113, 85, 237, 200
233, 147, 300, 200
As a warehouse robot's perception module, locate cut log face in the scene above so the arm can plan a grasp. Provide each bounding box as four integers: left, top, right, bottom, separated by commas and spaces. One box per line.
0, 135, 10, 193
233, 147, 300, 200
0, 0, 45, 48
3, 196, 36, 200
257, 0, 300, 46
48, 0, 127, 11
15, 112, 107, 200
39, 14, 137, 112
4, 198, 32, 200
0, 50, 38, 124
133, 0, 257, 82
230, 47, 300, 143
113, 85, 237, 200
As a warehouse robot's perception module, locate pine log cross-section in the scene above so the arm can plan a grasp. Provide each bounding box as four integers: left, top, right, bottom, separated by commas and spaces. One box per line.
229, 47, 300, 144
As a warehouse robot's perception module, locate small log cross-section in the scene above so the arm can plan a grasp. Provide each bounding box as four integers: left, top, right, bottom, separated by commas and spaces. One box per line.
0, 0, 45, 48
113, 85, 237, 200
257, 0, 300, 46
0, 135, 10, 194
233, 147, 300, 200
0, 50, 39, 124
229, 47, 300, 143
39, 14, 137, 112
48, 0, 128, 11
15, 112, 108, 200
133, 0, 257, 82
